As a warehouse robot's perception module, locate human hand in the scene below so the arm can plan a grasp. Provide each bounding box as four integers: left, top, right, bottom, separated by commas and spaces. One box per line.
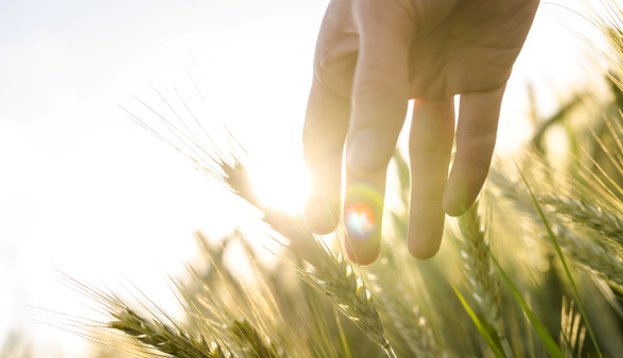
302, 0, 539, 264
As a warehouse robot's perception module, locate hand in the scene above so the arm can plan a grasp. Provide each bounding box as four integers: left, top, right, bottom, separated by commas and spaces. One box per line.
302, 0, 539, 264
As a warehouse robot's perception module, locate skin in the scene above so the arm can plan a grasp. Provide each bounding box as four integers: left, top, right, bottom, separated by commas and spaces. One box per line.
302, 0, 540, 265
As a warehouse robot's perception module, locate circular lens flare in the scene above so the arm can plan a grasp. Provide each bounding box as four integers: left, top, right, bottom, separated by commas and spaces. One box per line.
344, 184, 383, 242
345, 202, 376, 239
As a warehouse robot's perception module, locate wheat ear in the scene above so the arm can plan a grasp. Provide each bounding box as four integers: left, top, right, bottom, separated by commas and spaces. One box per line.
371, 279, 443, 358
126, 106, 395, 357
110, 307, 228, 358
549, 224, 623, 288
491, 172, 623, 288
229, 317, 285, 358
457, 199, 513, 358
58, 273, 232, 358
219, 160, 396, 358
539, 194, 623, 247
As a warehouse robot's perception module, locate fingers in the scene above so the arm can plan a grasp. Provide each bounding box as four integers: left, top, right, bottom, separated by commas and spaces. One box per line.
343, 3, 413, 265
408, 98, 455, 260
303, 78, 350, 235
443, 86, 506, 216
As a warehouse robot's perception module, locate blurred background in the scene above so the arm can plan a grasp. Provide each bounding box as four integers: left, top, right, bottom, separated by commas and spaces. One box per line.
0, 0, 609, 356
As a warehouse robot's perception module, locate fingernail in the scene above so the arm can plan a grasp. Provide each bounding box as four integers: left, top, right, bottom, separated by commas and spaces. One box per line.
347, 129, 381, 171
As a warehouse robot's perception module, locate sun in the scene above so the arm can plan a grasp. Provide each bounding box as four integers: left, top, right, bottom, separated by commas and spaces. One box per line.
249, 158, 310, 215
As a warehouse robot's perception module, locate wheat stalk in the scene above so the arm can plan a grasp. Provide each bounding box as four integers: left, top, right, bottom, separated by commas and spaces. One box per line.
560, 297, 586, 357
229, 317, 285, 358
109, 307, 228, 358
549, 224, 623, 288
180, 254, 292, 358
218, 159, 396, 358
491, 172, 623, 289
124, 95, 396, 357
371, 278, 443, 358
57, 272, 233, 358
457, 199, 513, 358
538, 194, 623, 247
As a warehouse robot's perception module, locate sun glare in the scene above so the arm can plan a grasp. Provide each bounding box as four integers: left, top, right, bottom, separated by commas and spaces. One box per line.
249, 159, 311, 215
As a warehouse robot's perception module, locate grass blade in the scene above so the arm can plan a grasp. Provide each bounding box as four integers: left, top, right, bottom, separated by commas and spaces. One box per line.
519, 171, 602, 357
451, 284, 507, 358
492, 256, 565, 358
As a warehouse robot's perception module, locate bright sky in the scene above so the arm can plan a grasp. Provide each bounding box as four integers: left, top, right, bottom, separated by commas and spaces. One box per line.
0, 0, 612, 356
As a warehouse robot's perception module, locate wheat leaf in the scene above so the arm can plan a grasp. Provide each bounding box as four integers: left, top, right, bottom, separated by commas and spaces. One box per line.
451, 284, 507, 358
519, 170, 603, 357
492, 256, 565, 358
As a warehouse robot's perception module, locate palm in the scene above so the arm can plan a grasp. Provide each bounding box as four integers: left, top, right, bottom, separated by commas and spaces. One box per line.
408, 1, 539, 99
318, 0, 539, 100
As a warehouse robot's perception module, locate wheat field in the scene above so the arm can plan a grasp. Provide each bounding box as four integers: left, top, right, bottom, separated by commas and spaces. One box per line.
6, 1, 623, 358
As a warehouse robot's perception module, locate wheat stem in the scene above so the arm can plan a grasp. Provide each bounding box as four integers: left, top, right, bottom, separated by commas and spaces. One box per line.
219, 160, 395, 357
458, 200, 513, 358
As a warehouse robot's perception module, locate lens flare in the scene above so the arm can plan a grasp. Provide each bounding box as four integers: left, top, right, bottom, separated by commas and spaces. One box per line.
344, 184, 383, 241
345, 202, 376, 239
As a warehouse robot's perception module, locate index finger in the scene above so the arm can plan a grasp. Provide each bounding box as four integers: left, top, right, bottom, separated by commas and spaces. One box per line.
342, 1, 415, 265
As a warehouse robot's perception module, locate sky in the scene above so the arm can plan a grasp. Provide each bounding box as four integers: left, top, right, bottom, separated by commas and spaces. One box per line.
0, 0, 612, 356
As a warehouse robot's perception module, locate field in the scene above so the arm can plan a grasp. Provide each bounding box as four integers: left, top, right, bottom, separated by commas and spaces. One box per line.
4, 1, 623, 358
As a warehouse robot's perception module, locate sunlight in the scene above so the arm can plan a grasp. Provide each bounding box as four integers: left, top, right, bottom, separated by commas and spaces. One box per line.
249, 158, 311, 215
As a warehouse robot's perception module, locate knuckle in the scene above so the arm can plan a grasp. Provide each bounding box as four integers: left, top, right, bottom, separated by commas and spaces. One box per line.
409, 147, 451, 168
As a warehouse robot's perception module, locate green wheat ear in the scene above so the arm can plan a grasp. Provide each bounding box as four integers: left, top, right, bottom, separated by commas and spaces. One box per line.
452, 284, 507, 358
520, 172, 602, 357
110, 308, 227, 358
457, 198, 513, 358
